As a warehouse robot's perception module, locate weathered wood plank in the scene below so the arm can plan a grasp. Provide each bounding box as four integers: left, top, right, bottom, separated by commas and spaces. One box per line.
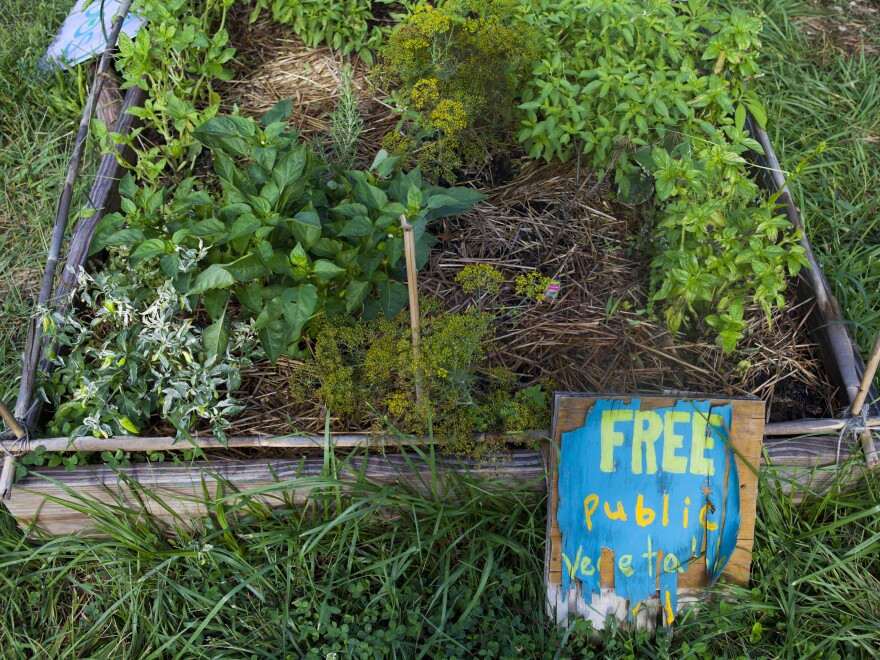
15, 431, 548, 454
5, 426, 865, 537
6, 449, 548, 536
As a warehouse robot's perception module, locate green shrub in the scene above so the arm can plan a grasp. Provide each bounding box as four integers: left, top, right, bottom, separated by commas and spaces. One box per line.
100, 0, 236, 182
249, 0, 413, 64
644, 127, 810, 352
517, 0, 764, 170
512, 0, 808, 352
376, 0, 539, 183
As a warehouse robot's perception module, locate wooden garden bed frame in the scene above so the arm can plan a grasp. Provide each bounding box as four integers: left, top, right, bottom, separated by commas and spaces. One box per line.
2, 14, 878, 534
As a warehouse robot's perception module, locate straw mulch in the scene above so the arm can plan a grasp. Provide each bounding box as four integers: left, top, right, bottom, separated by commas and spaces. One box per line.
220, 18, 397, 162
210, 26, 838, 437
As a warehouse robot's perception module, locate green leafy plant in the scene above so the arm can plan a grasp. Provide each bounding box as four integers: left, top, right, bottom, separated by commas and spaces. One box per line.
92, 101, 483, 361
511, 0, 810, 351
643, 121, 810, 352
96, 0, 236, 181
517, 0, 766, 176
40, 266, 255, 441
376, 0, 539, 183
249, 0, 408, 64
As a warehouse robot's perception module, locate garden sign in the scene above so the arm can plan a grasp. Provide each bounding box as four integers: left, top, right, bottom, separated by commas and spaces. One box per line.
545, 393, 763, 629
44, 0, 142, 67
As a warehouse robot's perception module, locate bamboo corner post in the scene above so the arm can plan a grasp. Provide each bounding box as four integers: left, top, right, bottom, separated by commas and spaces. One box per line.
848, 328, 880, 468
400, 215, 425, 406
0, 400, 26, 500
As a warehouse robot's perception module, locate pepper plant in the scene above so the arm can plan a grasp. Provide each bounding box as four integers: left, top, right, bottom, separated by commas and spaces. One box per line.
92, 100, 484, 361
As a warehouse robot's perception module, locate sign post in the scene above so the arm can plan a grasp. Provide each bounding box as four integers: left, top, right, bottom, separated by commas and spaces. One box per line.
545, 393, 763, 630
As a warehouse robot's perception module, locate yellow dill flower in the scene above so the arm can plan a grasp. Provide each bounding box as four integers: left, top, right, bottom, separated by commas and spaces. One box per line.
515, 271, 552, 301
455, 263, 504, 295
428, 99, 468, 135
410, 77, 440, 110
412, 5, 453, 37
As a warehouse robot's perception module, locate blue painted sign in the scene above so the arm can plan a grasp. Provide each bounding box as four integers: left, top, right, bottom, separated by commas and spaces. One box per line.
557, 398, 740, 623
44, 0, 143, 67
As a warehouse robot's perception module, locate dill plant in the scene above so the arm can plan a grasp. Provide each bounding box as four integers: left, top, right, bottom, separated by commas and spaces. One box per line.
291, 299, 551, 444
376, 0, 539, 183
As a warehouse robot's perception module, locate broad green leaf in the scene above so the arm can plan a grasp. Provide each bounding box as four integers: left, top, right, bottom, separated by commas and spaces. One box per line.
203, 289, 230, 320
378, 279, 408, 318
261, 98, 292, 126
338, 215, 374, 238
189, 265, 236, 295
291, 203, 322, 248
189, 217, 226, 237
228, 214, 261, 241
354, 178, 388, 210
202, 314, 230, 365
226, 253, 269, 281
345, 279, 371, 313
103, 228, 145, 246
280, 284, 317, 339
311, 238, 344, 258
254, 146, 277, 171
130, 238, 166, 261
255, 297, 283, 330
193, 115, 255, 156
236, 282, 263, 313
331, 202, 368, 218
423, 186, 484, 220
274, 147, 310, 209
313, 259, 345, 280
160, 253, 180, 277
259, 318, 287, 363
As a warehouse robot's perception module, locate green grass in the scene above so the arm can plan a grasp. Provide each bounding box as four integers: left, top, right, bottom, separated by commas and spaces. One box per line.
752, 0, 880, 362
1, 446, 878, 658
0, 0, 91, 405
1, 0, 879, 657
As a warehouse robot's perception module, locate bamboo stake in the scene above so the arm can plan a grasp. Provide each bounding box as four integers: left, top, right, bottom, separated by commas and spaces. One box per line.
400, 215, 424, 406
764, 417, 880, 437
850, 328, 880, 468
12, 430, 550, 454
15, 0, 135, 421
0, 400, 26, 500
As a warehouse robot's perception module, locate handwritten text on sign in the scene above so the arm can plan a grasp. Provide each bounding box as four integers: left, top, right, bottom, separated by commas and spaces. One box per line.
557, 399, 740, 622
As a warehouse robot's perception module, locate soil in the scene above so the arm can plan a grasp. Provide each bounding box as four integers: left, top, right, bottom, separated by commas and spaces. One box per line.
794, 1, 880, 57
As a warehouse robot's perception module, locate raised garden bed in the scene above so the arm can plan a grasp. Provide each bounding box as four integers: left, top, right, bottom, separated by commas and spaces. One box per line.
3, 0, 877, 537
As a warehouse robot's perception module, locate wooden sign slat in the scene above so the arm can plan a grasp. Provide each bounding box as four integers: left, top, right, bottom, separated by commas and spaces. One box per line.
546, 393, 763, 627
